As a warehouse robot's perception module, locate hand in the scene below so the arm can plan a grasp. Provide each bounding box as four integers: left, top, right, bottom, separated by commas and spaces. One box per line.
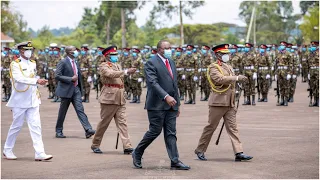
71, 75, 78, 82
266, 74, 271, 79
193, 76, 198, 82
275, 75, 277, 81
308, 74, 310, 80
37, 79, 48, 85
127, 68, 136, 74
94, 74, 97, 79
286, 74, 291, 80
253, 72, 257, 80
138, 78, 143, 82
292, 75, 297, 79
165, 95, 177, 107
182, 74, 186, 80
271, 67, 274, 71
238, 75, 247, 82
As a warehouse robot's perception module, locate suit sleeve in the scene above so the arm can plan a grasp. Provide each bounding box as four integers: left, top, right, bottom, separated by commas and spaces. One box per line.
145, 60, 168, 99
99, 63, 124, 78
10, 61, 37, 85
55, 60, 73, 84
210, 65, 237, 85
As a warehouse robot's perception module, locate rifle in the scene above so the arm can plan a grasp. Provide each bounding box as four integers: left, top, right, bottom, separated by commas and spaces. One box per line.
256, 67, 261, 101
216, 83, 243, 145
115, 132, 119, 149
273, 58, 280, 104
307, 78, 313, 106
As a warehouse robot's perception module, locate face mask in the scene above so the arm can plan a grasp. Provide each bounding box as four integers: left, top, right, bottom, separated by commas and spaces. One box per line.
60, 48, 65, 51
279, 45, 286, 51
171, 49, 175, 53
290, 49, 295, 53
183, 48, 186, 51
49, 51, 53, 55
238, 48, 242, 52
302, 48, 306, 52
193, 48, 196, 52
221, 54, 230, 62
272, 47, 276, 50
186, 50, 192, 55
81, 51, 86, 55
45, 49, 49, 53
144, 49, 149, 53
175, 52, 181, 56
267, 48, 270, 52
91, 50, 96, 54
286, 48, 291, 51
24, 50, 32, 58
150, 54, 155, 58
310, 47, 317, 52
132, 52, 137, 57
123, 52, 128, 56
244, 48, 250, 52
164, 49, 172, 58
38, 51, 42, 55
201, 49, 207, 54
53, 51, 58, 55
259, 49, 265, 53
73, 50, 79, 58
3, 51, 7, 55
98, 51, 102, 55
110, 55, 118, 63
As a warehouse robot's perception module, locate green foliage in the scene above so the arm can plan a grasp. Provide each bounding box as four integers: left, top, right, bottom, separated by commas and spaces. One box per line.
299, 6, 319, 42
300, 1, 319, 15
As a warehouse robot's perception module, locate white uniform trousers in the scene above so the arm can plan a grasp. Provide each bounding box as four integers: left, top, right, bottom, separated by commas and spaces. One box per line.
4, 106, 45, 156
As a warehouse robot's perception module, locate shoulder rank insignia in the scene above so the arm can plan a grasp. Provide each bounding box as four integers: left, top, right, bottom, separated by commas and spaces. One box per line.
30, 60, 36, 63
14, 59, 21, 63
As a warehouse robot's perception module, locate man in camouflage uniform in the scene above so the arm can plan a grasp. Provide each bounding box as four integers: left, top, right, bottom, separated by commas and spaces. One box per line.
274, 41, 293, 106
307, 41, 319, 107
130, 48, 144, 103
182, 45, 198, 104
242, 43, 257, 105
230, 44, 243, 100
1, 47, 13, 102
47, 43, 57, 100
199, 45, 213, 101
37, 49, 47, 79
94, 47, 106, 99
300, 44, 309, 82
288, 44, 299, 102
174, 47, 186, 100
79, 44, 92, 103
52, 45, 63, 102
256, 44, 272, 102
119, 48, 132, 100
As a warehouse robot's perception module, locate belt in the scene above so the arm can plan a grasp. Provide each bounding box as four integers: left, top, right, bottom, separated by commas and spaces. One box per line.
104, 84, 124, 89
302, 58, 306, 61
48, 67, 53, 70
53, 68, 56, 71
91, 65, 96, 68
81, 68, 89, 71
244, 66, 254, 70
278, 66, 288, 69
199, 68, 207, 72
176, 68, 184, 71
310, 66, 319, 69
233, 68, 239, 71
258, 67, 269, 70
136, 70, 140, 73
2, 68, 9, 71
186, 68, 195, 71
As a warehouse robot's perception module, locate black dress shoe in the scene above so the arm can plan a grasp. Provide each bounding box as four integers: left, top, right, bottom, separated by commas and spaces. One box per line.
132, 151, 142, 168
195, 151, 207, 161
171, 161, 190, 170
235, 152, 253, 161
85, 129, 95, 139
56, 132, 66, 138
91, 146, 103, 154
184, 99, 192, 104
124, 148, 134, 154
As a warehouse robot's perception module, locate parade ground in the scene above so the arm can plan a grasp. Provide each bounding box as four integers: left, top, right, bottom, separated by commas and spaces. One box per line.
1, 78, 319, 179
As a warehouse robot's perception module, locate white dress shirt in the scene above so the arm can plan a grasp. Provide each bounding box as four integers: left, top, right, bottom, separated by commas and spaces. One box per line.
7, 57, 41, 108
68, 56, 78, 75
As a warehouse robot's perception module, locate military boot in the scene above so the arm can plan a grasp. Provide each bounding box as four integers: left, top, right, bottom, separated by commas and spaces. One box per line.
180, 93, 184, 101
52, 96, 58, 102
130, 96, 137, 103
192, 93, 196, 104
85, 94, 89, 103
56, 97, 61, 102
127, 92, 131, 100
312, 97, 319, 107
258, 95, 264, 102
243, 96, 251, 105
48, 92, 54, 99
185, 93, 192, 104
200, 96, 206, 101
2, 94, 8, 102
251, 95, 256, 105
263, 95, 268, 102
284, 97, 288, 106
136, 96, 141, 103
82, 96, 86, 102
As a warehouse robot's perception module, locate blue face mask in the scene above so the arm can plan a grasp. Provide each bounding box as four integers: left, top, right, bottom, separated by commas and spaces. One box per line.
53, 51, 58, 55
60, 48, 64, 51
175, 52, 181, 56
45, 49, 49, 53
238, 48, 242, 52
150, 54, 155, 58
171, 49, 175, 53
286, 48, 291, 51
144, 49, 149, 53
278, 45, 286, 51
193, 48, 197, 52
290, 49, 295, 53
49, 51, 53, 55
259, 49, 265, 53
98, 51, 102, 55
81, 51, 86, 55
132, 52, 137, 57
302, 48, 306, 52
110, 55, 118, 62
255, 48, 258, 51
164, 49, 172, 58
201, 49, 207, 54
267, 48, 270, 51
123, 52, 128, 56
272, 47, 276, 50
186, 50, 192, 55
73, 51, 79, 58
183, 48, 186, 51
244, 48, 250, 52
310, 47, 317, 52
38, 51, 42, 55
91, 50, 96, 54
3, 51, 7, 55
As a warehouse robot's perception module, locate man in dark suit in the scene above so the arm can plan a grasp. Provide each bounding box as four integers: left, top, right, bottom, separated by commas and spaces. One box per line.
55, 46, 95, 138
132, 40, 190, 170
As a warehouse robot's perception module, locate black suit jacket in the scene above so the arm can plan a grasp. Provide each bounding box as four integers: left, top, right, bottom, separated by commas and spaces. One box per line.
144, 55, 180, 111
55, 57, 84, 98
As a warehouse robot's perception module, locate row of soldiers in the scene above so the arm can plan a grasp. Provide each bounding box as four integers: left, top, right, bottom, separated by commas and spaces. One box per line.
1, 41, 319, 107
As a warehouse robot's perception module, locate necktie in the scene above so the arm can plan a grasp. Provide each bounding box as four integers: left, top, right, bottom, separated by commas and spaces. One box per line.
165, 59, 173, 79
71, 60, 78, 87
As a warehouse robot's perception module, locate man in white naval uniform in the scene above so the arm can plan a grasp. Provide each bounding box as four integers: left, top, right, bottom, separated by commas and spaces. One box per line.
3, 41, 53, 161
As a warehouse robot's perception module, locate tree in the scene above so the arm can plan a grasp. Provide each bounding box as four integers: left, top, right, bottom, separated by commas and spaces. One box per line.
78, 8, 98, 34
299, 6, 319, 42
32, 26, 54, 49
300, 1, 319, 15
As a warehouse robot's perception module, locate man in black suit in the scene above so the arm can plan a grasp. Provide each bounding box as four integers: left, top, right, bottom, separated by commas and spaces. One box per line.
132, 40, 190, 170
54, 46, 95, 138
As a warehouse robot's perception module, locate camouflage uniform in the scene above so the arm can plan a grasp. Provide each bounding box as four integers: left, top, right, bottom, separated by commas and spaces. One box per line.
256, 52, 272, 102
47, 53, 56, 99
95, 52, 106, 95
174, 51, 185, 100
37, 52, 47, 78
199, 51, 213, 101
300, 50, 309, 82
242, 51, 257, 105
1, 52, 12, 102
230, 51, 243, 100
79, 53, 92, 102
307, 49, 319, 106
119, 53, 132, 100
182, 50, 198, 104
288, 51, 299, 102
51, 53, 62, 102
130, 53, 144, 103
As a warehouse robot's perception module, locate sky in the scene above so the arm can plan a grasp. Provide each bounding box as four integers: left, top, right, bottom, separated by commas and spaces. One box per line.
11, 0, 302, 31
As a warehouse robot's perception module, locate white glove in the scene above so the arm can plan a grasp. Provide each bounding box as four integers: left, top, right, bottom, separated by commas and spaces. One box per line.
44, 67, 46, 71
286, 74, 291, 80
199, 76, 202, 80
308, 74, 310, 80
87, 76, 92, 83
138, 78, 143, 82
193, 76, 198, 81
292, 75, 297, 79
46, 73, 49, 79
271, 67, 274, 71
253, 72, 257, 80
266, 74, 270, 79
94, 74, 97, 79
299, 64, 302, 68
36, 76, 40, 80
182, 75, 186, 80
275, 75, 277, 81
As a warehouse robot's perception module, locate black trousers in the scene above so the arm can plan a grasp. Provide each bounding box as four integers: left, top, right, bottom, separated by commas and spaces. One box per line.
55, 86, 92, 133
134, 109, 179, 163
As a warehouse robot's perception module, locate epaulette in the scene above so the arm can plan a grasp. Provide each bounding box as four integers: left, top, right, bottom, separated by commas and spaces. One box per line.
30, 60, 36, 63
14, 59, 21, 63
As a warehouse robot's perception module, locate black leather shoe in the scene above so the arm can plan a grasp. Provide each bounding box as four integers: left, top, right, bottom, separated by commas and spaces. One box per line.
235, 152, 253, 161
85, 129, 95, 139
56, 98, 61, 102
263, 97, 268, 102
124, 148, 134, 154
195, 151, 207, 161
91, 146, 103, 154
56, 132, 66, 138
132, 151, 142, 168
171, 161, 190, 170
200, 97, 206, 101
184, 99, 192, 104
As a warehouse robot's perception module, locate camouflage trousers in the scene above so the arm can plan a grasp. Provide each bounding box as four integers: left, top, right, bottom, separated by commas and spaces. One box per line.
289, 77, 297, 98
243, 71, 256, 96
124, 75, 131, 94
130, 79, 142, 96
257, 76, 269, 98
302, 67, 308, 81
81, 71, 91, 96
177, 73, 186, 97
310, 69, 319, 98
2, 74, 12, 96
186, 73, 196, 95
48, 70, 56, 94
200, 75, 210, 98
277, 73, 290, 99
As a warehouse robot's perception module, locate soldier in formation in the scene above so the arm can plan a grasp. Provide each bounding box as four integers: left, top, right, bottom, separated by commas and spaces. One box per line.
79, 44, 92, 103
1, 47, 13, 102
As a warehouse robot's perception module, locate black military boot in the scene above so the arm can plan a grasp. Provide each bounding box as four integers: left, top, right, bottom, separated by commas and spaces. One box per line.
277, 96, 284, 106
130, 96, 137, 103
251, 95, 256, 105
2, 94, 8, 102
284, 98, 288, 106
56, 97, 61, 102
85, 95, 89, 103
51, 95, 58, 102
136, 96, 141, 103
48, 92, 54, 99
185, 93, 192, 104
180, 93, 184, 101
263, 95, 268, 102
243, 96, 251, 105
82, 96, 86, 102
312, 97, 319, 107
192, 94, 196, 104
258, 95, 264, 102
127, 92, 131, 100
